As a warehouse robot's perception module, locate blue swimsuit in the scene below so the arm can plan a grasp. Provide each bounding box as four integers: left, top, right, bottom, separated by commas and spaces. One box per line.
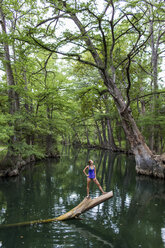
88, 166, 95, 179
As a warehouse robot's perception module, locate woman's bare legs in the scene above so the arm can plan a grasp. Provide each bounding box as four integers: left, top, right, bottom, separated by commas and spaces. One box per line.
93, 178, 105, 194
87, 177, 91, 197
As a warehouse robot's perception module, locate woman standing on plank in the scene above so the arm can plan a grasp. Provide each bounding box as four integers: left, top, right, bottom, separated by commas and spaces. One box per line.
83, 159, 106, 198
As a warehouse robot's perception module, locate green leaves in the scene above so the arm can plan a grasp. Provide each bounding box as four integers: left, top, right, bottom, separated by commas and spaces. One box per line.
0, 0, 165, 161
0, 114, 14, 143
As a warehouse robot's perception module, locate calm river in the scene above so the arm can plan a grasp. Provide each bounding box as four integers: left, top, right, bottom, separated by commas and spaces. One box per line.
0, 147, 165, 248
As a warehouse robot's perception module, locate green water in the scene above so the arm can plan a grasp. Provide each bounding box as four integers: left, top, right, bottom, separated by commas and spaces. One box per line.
0, 147, 165, 248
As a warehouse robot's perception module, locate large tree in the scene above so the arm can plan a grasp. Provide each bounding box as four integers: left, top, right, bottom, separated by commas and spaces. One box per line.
26, 0, 165, 178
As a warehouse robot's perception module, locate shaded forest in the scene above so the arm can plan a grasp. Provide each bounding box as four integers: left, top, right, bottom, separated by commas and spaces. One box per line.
0, 0, 165, 177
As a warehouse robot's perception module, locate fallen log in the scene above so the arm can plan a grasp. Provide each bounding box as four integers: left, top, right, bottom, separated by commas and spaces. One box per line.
56, 191, 113, 220
0, 191, 113, 228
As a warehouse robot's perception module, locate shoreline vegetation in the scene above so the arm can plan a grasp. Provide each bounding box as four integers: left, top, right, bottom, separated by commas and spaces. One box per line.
0, 143, 130, 177
0, 146, 60, 177
0, 1, 164, 179
1, 143, 165, 178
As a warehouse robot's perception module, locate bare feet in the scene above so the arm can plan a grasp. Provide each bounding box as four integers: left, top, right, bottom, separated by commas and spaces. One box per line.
102, 192, 107, 195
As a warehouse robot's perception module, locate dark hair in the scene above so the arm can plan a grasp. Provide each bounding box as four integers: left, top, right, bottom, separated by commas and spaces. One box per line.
88, 160, 92, 165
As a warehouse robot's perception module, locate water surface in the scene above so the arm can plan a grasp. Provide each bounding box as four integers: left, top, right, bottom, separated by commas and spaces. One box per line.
0, 147, 165, 248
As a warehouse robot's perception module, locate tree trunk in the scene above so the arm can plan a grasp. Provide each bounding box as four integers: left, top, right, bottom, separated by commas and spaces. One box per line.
0, 5, 16, 115
107, 118, 116, 149
103, 70, 164, 177
116, 119, 122, 148
118, 104, 163, 177
56, 191, 113, 220
101, 118, 107, 147
46, 107, 56, 157
84, 123, 90, 146
149, 7, 161, 153
72, 126, 81, 145
0, 191, 113, 228
95, 120, 103, 146
0, 4, 20, 166
103, 94, 117, 150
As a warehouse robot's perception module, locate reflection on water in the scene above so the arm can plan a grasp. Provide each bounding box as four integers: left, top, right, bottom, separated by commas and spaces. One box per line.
0, 147, 165, 248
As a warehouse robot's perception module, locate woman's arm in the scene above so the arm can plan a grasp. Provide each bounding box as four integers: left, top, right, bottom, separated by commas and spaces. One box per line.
83, 165, 89, 177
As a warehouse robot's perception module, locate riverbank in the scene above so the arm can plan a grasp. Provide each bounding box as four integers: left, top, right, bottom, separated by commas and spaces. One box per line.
0, 148, 60, 177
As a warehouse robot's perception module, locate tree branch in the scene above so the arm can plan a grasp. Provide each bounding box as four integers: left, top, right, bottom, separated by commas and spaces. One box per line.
116, 32, 152, 69
35, 14, 66, 28
131, 91, 165, 102
85, 2, 111, 68
109, 0, 115, 63
120, 55, 131, 114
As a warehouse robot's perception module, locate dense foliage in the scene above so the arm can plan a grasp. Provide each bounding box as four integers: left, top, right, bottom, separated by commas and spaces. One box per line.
0, 0, 164, 169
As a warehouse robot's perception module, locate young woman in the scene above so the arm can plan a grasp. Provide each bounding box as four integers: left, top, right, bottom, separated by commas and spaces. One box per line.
83, 159, 105, 198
